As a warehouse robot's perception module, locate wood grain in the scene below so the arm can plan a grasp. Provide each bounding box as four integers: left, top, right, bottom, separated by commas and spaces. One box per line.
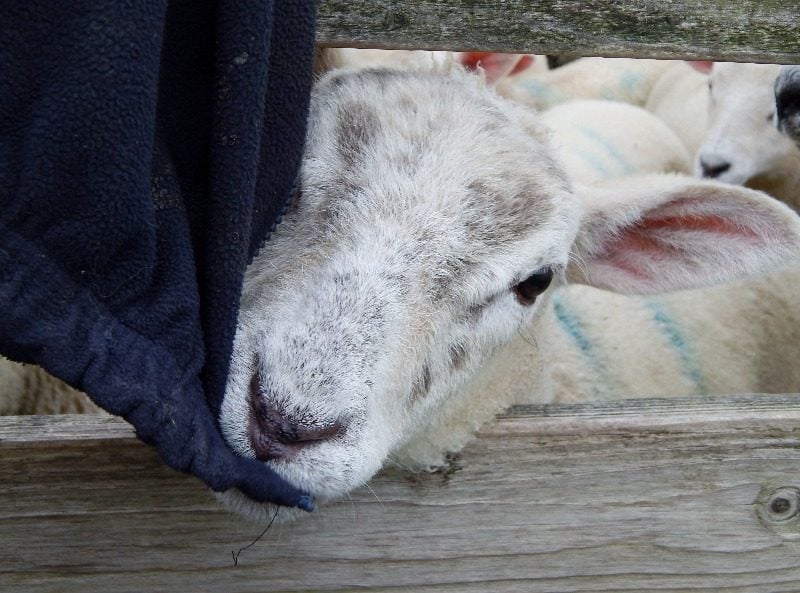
3, 395, 800, 592
316, 0, 800, 63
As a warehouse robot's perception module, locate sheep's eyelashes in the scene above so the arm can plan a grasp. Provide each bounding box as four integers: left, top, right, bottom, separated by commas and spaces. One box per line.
512, 268, 554, 306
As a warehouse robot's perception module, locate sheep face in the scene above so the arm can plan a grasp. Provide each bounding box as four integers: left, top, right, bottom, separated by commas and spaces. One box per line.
218, 69, 581, 511
695, 62, 799, 185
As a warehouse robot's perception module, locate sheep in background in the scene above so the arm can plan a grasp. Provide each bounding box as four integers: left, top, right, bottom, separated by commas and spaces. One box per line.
218, 67, 800, 519
455, 55, 710, 162
0, 357, 97, 415
541, 99, 692, 183
776, 65, 800, 147
645, 61, 710, 158
495, 57, 673, 110
695, 62, 800, 209
320, 52, 688, 125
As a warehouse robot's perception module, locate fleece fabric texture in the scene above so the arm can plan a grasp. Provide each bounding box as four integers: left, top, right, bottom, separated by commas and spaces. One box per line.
0, 1, 316, 510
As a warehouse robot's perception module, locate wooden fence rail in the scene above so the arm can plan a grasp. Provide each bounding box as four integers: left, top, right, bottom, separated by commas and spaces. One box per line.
3, 396, 800, 592
317, 0, 800, 63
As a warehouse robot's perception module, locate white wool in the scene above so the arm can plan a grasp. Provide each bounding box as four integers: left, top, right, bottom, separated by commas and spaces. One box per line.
645, 61, 710, 158
541, 99, 691, 183
0, 357, 97, 415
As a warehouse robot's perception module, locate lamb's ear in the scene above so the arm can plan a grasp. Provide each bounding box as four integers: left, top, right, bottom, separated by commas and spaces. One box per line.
567, 175, 800, 295
687, 60, 714, 73
457, 52, 532, 84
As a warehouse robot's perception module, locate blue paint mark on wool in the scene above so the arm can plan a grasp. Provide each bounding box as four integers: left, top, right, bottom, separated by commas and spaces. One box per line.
518, 79, 566, 107
552, 294, 608, 398
574, 147, 610, 178
645, 300, 706, 393
577, 126, 636, 178
618, 70, 644, 96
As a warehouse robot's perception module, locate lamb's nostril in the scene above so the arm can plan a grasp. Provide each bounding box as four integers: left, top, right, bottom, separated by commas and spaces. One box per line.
699, 158, 732, 179
248, 373, 343, 461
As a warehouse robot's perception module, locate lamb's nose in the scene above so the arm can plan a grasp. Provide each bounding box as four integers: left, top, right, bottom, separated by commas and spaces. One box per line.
248, 374, 342, 461
699, 158, 731, 178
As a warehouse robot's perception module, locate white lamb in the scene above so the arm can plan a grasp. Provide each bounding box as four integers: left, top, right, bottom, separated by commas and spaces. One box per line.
695, 62, 800, 209
496, 57, 673, 110
217, 67, 800, 520
645, 61, 710, 158
540, 99, 692, 183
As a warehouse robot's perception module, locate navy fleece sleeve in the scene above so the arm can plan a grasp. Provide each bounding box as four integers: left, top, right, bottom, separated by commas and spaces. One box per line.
0, 1, 316, 510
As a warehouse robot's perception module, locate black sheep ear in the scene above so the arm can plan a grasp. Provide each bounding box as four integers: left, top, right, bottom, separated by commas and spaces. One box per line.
776, 65, 800, 148
568, 175, 800, 295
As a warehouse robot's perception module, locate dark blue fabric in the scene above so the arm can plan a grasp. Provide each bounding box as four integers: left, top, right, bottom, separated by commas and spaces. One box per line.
0, 1, 316, 510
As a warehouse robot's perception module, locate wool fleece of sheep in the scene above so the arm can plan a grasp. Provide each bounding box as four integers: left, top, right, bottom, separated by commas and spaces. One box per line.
218, 67, 800, 520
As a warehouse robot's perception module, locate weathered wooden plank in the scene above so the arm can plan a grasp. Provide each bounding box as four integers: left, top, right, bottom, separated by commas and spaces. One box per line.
2, 395, 800, 592
316, 0, 800, 63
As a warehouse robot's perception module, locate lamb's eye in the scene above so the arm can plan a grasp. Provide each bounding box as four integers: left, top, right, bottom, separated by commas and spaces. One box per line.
512, 268, 554, 306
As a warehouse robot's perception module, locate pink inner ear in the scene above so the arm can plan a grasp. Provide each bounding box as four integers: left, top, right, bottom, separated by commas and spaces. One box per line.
601, 213, 761, 281
509, 55, 534, 75
642, 213, 759, 237
459, 52, 494, 71
458, 52, 529, 83
687, 60, 714, 73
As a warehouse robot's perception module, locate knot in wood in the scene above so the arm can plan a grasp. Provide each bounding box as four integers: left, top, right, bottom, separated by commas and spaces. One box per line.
382, 10, 410, 31
763, 487, 800, 523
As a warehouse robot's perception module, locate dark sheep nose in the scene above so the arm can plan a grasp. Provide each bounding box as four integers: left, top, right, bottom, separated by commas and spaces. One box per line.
699, 158, 731, 178
248, 373, 343, 461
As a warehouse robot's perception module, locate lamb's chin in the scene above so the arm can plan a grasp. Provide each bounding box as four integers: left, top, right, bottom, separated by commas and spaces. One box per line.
214, 465, 374, 523
215, 489, 307, 523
